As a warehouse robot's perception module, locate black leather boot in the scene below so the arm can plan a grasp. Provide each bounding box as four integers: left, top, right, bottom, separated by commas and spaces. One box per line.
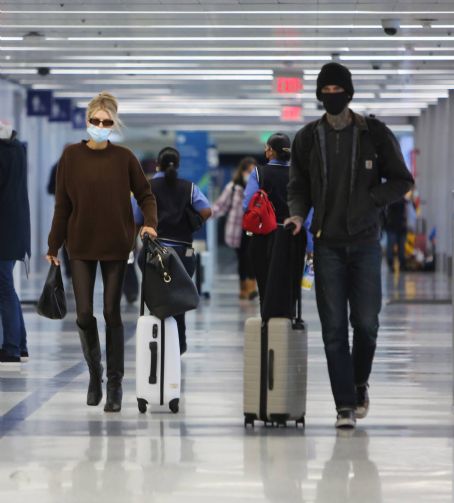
104, 325, 124, 413
77, 318, 103, 406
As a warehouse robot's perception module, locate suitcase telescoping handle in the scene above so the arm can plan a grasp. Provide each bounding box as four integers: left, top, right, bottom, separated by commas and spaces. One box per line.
284, 222, 304, 325
140, 232, 155, 317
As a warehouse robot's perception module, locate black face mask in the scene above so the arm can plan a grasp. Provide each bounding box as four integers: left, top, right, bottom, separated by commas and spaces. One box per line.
321, 92, 350, 115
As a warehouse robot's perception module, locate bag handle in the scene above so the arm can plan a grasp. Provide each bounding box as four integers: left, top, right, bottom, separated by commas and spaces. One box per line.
140, 234, 173, 317
284, 223, 304, 325
140, 232, 155, 316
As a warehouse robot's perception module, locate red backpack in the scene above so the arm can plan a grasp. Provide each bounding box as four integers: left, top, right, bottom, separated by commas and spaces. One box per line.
243, 189, 277, 235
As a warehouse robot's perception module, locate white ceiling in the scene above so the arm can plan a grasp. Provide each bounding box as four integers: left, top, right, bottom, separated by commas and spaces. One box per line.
2, 0, 454, 133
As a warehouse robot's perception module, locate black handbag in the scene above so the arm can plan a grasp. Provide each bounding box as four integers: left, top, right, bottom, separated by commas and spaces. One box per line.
141, 237, 199, 319
36, 264, 67, 320
185, 204, 204, 233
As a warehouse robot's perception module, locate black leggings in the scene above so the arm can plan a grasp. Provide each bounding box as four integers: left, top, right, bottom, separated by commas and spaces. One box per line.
71, 260, 127, 329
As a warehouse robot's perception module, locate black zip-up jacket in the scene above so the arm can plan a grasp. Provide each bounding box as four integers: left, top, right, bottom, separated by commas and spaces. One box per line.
0, 131, 31, 261
288, 112, 414, 240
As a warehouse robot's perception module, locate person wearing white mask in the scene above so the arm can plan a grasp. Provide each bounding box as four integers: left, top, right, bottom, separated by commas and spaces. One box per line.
212, 156, 258, 300
46, 92, 158, 412
0, 120, 31, 368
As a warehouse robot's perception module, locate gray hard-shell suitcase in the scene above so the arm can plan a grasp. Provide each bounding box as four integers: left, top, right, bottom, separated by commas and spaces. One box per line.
243, 228, 307, 427
243, 316, 307, 428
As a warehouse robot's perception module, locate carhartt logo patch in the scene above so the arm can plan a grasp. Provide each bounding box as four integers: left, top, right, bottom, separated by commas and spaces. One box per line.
365, 160, 373, 170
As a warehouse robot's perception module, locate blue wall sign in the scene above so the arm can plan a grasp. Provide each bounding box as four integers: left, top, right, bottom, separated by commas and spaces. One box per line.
176, 131, 210, 240
175, 131, 209, 195
71, 107, 86, 130
49, 98, 72, 122
26, 90, 52, 117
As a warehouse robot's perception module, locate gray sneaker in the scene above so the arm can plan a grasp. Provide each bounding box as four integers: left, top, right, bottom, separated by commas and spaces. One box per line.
335, 408, 356, 429
355, 384, 370, 419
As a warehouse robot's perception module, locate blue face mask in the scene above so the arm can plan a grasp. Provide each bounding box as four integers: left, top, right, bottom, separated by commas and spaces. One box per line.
87, 125, 112, 143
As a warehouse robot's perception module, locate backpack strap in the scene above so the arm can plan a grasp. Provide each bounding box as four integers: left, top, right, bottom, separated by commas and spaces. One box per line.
365, 116, 387, 153
256, 165, 263, 189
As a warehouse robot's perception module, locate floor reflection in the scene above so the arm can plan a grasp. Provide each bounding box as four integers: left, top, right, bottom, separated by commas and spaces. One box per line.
315, 430, 382, 503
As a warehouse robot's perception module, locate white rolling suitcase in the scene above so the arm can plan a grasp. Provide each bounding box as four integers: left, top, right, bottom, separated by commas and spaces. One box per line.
136, 315, 181, 414
136, 244, 181, 415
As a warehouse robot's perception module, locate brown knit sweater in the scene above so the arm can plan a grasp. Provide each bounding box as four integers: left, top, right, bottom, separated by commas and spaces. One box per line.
47, 141, 157, 261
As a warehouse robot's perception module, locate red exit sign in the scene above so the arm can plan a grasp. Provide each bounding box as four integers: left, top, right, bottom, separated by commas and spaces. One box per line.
281, 106, 303, 122
275, 76, 303, 94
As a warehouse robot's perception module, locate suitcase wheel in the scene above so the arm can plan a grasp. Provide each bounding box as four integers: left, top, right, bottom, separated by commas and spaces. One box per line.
270, 414, 289, 428
169, 398, 179, 414
296, 415, 305, 428
244, 413, 256, 428
137, 398, 148, 414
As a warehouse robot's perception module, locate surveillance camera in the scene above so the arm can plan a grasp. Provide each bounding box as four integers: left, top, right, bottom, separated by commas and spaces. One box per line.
37, 67, 50, 76
381, 18, 400, 36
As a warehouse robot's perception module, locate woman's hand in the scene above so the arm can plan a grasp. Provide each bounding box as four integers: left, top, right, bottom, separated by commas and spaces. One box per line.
140, 226, 157, 239
46, 254, 60, 266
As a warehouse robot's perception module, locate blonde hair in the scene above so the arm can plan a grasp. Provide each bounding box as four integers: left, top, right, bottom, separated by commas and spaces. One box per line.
86, 91, 123, 129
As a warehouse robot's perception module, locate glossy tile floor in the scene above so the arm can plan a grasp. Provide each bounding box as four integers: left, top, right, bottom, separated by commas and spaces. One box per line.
1, 257, 453, 503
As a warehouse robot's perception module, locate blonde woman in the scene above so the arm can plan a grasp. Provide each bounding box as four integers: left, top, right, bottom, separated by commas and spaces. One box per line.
46, 92, 157, 412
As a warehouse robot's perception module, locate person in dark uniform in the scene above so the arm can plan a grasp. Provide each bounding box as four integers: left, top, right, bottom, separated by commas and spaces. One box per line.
136, 147, 212, 354
243, 133, 312, 321
384, 197, 408, 272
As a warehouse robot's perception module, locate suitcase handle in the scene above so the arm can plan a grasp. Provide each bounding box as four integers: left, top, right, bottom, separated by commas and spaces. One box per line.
288, 226, 304, 323
149, 341, 158, 384
268, 349, 274, 391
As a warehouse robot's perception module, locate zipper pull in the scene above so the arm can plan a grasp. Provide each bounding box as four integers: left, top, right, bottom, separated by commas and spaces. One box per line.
316, 230, 322, 238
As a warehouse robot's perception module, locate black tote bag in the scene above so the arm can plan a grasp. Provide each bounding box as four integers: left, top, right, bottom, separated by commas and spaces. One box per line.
141, 237, 199, 319
36, 264, 67, 319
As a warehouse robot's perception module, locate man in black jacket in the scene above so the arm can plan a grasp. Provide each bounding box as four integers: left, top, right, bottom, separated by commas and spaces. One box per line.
285, 63, 414, 428
0, 121, 31, 368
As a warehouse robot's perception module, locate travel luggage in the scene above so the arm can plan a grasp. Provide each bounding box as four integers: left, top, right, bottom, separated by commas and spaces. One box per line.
194, 250, 212, 299
141, 236, 199, 319
36, 264, 67, 320
136, 238, 181, 415
243, 311, 307, 428
243, 229, 307, 428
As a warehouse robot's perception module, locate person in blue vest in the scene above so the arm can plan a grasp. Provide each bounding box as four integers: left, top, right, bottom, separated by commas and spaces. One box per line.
134, 147, 212, 354
243, 133, 313, 320
0, 120, 31, 368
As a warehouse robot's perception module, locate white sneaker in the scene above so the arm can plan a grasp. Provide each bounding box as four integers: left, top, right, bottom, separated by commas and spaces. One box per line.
335, 409, 356, 429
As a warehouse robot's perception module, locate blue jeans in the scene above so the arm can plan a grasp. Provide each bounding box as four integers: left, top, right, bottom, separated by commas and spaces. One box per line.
314, 242, 382, 409
0, 261, 27, 357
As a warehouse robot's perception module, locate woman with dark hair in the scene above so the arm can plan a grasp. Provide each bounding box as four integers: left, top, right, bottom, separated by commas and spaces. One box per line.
137, 147, 212, 355
243, 133, 313, 320
212, 156, 258, 300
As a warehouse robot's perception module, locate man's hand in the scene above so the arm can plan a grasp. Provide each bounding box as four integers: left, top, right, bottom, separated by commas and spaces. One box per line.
283, 216, 304, 235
